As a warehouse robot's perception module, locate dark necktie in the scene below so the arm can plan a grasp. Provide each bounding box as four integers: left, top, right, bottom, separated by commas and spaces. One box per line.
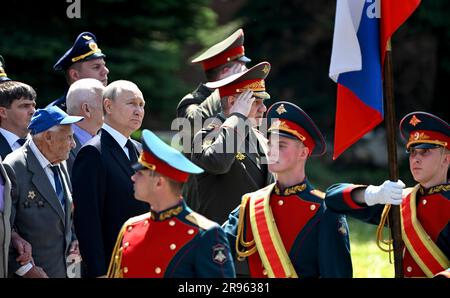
50, 165, 65, 210
125, 140, 138, 164
16, 138, 26, 146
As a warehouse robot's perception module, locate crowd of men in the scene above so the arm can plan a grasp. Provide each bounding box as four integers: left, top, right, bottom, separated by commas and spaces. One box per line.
0, 29, 448, 278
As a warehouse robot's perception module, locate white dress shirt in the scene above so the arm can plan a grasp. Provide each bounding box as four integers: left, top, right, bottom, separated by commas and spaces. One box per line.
0, 128, 29, 151
102, 123, 134, 160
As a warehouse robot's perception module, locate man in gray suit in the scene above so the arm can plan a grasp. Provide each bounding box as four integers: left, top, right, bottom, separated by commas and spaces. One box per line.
0, 162, 11, 278
65, 78, 104, 175
5, 106, 84, 278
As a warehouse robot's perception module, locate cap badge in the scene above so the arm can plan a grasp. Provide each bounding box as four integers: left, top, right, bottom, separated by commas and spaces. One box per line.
82, 35, 93, 40
89, 42, 98, 51
276, 104, 287, 115
236, 152, 246, 161
262, 64, 270, 74
409, 115, 421, 127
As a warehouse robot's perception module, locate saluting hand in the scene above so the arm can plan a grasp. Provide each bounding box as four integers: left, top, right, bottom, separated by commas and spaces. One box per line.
229, 89, 255, 118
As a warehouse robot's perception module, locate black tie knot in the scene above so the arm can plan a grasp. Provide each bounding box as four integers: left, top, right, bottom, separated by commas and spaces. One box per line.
17, 138, 26, 146
125, 140, 138, 164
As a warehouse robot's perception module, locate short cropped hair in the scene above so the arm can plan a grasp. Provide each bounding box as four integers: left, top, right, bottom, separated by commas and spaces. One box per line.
0, 81, 36, 108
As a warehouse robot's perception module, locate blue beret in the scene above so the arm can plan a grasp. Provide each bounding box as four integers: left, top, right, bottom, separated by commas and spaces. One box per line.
53, 32, 106, 71
132, 129, 203, 182
28, 106, 84, 135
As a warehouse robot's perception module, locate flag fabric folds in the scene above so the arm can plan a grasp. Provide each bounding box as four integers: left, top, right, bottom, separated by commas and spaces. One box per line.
329, 0, 420, 159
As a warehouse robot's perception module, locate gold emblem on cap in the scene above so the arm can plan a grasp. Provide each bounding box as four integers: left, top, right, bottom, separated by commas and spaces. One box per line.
262, 64, 270, 74
28, 191, 36, 200
82, 35, 93, 40
276, 104, 287, 115
236, 152, 246, 161
409, 115, 421, 127
89, 42, 98, 51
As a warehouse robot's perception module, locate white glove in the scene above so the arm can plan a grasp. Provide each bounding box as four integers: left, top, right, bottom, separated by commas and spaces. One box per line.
229, 89, 255, 117
364, 180, 405, 206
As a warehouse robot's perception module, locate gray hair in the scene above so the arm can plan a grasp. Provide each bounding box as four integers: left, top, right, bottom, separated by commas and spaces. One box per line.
66, 78, 105, 115
103, 80, 142, 101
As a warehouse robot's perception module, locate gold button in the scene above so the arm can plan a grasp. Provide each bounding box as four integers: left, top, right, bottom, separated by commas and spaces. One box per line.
124, 242, 129, 248
169, 220, 176, 226
262, 269, 268, 276
187, 229, 195, 235
278, 200, 284, 206
155, 267, 161, 274
406, 266, 412, 272
170, 244, 177, 250
115, 255, 119, 260
310, 204, 316, 211
144, 220, 149, 225
123, 267, 128, 273
127, 226, 133, 232
422, 200, 427, 205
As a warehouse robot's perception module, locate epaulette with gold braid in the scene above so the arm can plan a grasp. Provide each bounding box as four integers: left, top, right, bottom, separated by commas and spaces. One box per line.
310, 189, 325, 199
185, 212, 218, 231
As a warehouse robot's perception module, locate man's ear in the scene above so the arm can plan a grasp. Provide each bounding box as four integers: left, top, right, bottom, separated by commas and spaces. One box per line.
0, 107, 8, 119
81, 103, 90, 118
299, 145, 310, 160
103, 98, 112, 114
227, 95, 236, 108
43, 130, 53, 142
68, 68, 80, 82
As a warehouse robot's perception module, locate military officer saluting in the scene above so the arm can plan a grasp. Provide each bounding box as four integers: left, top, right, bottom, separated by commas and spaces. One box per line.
325, 111, 449, 278
48, 32, 109, 111
223, 102, 352, 278
190, 62, 274, 224
176, 28, 251, 128
107, 129, 235, 278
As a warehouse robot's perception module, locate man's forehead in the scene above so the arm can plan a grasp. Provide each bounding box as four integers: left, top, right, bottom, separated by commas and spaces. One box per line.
82, 58, 106, 66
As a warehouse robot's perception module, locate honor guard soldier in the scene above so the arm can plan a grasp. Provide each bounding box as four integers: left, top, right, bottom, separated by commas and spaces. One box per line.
107, 129, 235, 278
325, 111, 449, 278
223, 101, 353, 278
48, 32, 109, 111
190, 62, 274, 224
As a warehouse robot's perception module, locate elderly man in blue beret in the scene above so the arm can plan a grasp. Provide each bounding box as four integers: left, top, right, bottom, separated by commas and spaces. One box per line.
48, 32, 109, 111
4, 106, 83, 278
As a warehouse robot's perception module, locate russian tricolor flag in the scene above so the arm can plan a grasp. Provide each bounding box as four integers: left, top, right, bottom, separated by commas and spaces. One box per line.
329, 0, 420, 159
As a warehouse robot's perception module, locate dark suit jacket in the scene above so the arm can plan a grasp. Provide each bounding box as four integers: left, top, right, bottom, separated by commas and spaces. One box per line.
72, 129, 149, 277
4, 142, 74, 278
0, 133, 12, 161
46, 92, 67, 112
67, 134, 82, 177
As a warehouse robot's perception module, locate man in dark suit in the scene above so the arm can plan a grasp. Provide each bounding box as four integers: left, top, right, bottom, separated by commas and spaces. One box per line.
5, 106, 83, 278
0, 78, 36, 160
72, 80, 148, 277
65, 78, 104, 175
191, 62, 274, 224
48, 32, 109, 111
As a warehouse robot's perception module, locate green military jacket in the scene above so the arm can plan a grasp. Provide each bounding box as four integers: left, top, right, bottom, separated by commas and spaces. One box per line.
190, 112, 274, 224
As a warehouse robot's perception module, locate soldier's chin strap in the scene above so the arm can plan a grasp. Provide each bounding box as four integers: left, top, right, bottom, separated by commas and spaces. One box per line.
236, 195, 257, 261
376, 204, 395, 265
